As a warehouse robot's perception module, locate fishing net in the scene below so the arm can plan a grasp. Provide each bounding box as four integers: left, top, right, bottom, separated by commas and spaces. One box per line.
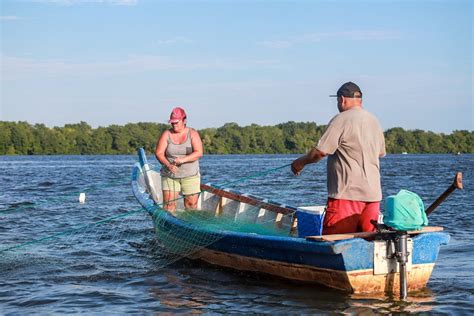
0, 155, 296, 283
133, 161, 296, 265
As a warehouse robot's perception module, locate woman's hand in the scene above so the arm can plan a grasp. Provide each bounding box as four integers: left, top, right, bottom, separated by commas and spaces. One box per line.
167, 163, 178, 174
173, 157, 186, 166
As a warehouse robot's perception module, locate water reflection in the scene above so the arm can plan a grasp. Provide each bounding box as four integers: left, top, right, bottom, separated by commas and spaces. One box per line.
349, 288, 435, 314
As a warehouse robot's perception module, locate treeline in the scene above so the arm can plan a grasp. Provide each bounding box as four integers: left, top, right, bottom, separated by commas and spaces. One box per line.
0, 121, 472, 155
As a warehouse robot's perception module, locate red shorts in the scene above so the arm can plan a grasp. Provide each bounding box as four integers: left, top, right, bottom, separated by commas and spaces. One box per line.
323, 198, 380, 235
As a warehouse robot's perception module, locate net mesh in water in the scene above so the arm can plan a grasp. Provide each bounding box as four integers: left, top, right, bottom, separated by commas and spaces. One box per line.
149, 206, 294, 262
0, 157, 296, 282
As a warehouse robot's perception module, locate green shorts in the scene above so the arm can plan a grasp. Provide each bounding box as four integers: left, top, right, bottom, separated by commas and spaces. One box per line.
161, 174, 201, 196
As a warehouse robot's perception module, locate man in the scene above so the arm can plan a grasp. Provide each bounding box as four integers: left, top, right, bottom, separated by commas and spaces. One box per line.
291, 82, 386, 234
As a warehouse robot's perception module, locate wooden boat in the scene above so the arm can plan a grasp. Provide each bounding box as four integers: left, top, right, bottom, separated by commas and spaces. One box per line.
132, 149, 449, 294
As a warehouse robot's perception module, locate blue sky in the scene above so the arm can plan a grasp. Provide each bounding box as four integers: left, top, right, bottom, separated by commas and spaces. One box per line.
1, 0, 472, 133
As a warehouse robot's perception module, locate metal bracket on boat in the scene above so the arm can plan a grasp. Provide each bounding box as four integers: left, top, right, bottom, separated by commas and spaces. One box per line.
373, 236, 412, 274
373, 229, 412, 300
371, 220, 392, 234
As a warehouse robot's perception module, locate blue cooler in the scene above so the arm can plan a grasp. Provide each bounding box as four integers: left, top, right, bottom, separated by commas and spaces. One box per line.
296, 206, 326, 237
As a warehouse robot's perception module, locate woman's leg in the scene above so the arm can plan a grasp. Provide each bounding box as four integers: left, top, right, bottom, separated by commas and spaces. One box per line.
161, 176, 180, 214
163, 190, 179, 213
181, 174, 201, 210
184, 193, 199, 210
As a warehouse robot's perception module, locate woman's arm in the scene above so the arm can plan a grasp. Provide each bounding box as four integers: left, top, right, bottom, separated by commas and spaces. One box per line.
155, 130, 178, 173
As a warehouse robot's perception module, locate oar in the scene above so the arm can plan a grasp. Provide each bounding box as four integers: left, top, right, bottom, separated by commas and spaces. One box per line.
425, 172, 463, 216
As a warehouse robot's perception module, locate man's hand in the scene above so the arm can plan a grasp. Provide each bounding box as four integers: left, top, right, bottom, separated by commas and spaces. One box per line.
291, 159, 304, 176
291, 148, 326, 176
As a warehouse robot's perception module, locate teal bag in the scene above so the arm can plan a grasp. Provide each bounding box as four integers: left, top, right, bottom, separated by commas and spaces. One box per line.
383, 189, 428, 231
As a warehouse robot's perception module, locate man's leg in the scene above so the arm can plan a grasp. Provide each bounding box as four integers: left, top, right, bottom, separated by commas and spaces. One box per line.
323, 198, 362, 235
359, 201, 380, 232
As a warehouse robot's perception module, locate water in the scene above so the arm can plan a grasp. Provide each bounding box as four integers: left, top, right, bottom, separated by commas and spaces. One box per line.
0, 154, 472, 314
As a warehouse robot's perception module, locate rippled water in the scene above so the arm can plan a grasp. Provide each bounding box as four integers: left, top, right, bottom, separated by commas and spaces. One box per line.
0, 154, 472, 314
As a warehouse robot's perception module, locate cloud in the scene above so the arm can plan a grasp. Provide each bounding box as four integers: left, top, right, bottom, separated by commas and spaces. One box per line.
29, 0, 138, 6
2, 55, 181, 78
261, 30, 402, 48
156, 37, 194, 46
339, 30, 401, 41
0, 16, 21, 20
1, 55, 283, 80
260, 40, 293, 49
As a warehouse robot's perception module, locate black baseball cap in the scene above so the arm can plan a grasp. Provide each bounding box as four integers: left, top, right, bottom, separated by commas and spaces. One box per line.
329, 82, 363, 98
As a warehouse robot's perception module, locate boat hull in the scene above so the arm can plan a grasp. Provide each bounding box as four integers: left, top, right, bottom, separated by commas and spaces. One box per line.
193, 248, 435, 293
132, 150, 449, 294
151, 210, 448, 294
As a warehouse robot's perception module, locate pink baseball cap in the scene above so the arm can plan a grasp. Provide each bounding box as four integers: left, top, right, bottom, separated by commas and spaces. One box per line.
168, 107, 187, 123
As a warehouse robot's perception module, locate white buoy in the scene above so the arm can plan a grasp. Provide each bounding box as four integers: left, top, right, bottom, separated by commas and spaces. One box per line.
79, 193, 86, 204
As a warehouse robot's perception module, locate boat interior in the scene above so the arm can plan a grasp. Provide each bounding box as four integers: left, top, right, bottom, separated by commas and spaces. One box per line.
137, 164, 326, 237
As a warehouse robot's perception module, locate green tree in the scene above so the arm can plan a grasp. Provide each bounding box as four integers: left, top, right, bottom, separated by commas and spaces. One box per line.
0, 121, 472, 155
0, 122, 14, 154
10, 121, 35, 154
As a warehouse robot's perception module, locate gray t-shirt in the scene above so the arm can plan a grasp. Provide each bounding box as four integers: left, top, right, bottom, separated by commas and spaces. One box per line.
316, 107, 386, 202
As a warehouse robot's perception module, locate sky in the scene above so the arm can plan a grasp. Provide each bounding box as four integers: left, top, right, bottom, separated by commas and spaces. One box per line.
0, 0, 472, 133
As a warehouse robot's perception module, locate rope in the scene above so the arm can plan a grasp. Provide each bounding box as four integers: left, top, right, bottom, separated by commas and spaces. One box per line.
0, 208, 144, 255
217, 163, 291, 188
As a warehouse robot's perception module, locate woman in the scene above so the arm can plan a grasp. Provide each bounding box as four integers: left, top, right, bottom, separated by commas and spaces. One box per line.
155, 107, 203, 213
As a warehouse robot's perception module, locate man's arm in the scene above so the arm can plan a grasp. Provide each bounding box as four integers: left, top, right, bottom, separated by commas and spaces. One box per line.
291, 148, 327, 175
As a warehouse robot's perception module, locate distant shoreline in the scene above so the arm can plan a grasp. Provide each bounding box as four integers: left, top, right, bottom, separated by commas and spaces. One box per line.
0, 153, 471, 157
1, 121, 472, 155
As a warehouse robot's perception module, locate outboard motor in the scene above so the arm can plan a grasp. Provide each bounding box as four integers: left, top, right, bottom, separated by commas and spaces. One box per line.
372, 220, 410, 299
380, 189, 428, 300
378, 173, 463, 300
